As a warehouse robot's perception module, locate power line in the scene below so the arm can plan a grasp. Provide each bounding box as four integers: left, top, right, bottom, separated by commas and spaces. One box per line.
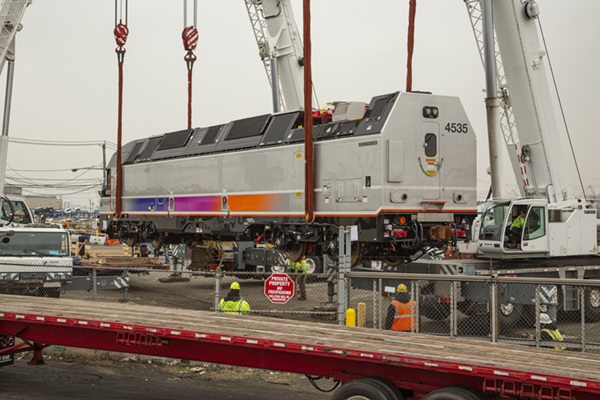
8, 137, 117, 149
8, 165, 104, 173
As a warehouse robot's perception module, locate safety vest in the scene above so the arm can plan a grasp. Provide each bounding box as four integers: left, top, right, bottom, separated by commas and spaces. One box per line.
541, 328, 566, 350
290, 260, 309, 273
391, 300, 417, 332
511, 215, 525, 229
218, 298, 251, 315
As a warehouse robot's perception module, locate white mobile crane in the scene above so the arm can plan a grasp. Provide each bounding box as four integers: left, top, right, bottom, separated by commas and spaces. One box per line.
469, 0, 599, 260
371, 0, 600, 326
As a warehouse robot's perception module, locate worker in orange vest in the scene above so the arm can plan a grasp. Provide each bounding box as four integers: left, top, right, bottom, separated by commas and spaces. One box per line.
385, 283, 417, 332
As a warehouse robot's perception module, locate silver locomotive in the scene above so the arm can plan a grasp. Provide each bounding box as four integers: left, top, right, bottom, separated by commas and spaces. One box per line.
100, 91, 477, 265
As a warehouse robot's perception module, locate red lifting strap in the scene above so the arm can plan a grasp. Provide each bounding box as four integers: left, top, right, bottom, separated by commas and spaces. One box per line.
182, 26, 199, 51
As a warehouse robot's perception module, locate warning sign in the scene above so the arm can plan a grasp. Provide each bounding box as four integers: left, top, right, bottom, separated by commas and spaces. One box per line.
264, 273, 295, 304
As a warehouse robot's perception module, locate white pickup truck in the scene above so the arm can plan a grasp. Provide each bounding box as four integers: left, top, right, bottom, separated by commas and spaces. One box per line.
0, 226, 73, 297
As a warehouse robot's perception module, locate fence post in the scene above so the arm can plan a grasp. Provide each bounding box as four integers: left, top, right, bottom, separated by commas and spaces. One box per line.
415, 281, 421, 333
490, 280, 498, 343
372, 279, 378, 329
581, 287, 586, 352
337, 226, 350, 326
337, 227, 345, 326
535, 284, 540, 348
120, 266, 129, 303
92, 266, 97, 301
214, 267, 221, 312
450, 280, 458, 337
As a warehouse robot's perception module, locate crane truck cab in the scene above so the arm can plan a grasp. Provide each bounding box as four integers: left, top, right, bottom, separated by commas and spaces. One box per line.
477, 199, 598, 259
0, 195, 34, 226
0, 226, 73, 297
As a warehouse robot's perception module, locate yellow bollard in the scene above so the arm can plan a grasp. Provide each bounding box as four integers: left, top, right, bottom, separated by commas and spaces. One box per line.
357, 302, 367, 328
346, 307, 356, 327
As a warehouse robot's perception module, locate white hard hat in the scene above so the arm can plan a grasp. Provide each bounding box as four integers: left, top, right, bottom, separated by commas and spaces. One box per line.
539, 313, 552, 324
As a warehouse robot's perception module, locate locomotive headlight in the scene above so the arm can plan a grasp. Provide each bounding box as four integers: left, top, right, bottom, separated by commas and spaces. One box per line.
422, 106, 439, 119
385, 224, 393, 231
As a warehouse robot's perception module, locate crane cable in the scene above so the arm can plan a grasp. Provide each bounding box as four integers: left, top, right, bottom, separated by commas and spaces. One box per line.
406, 0, 417, 92
114, 0, 129, 218
182, 1, 199, 130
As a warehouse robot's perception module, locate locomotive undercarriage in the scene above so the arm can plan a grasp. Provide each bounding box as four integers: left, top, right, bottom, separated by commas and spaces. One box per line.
105, 213, 473, 266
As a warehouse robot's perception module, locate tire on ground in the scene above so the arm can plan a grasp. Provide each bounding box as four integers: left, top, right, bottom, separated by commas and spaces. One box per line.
423, 386, 484, 400
331, 378, 401, 400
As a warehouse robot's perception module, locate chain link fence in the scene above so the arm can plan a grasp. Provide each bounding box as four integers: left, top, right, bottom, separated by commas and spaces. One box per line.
347, 271, 600, 352
4, 259, 600, 362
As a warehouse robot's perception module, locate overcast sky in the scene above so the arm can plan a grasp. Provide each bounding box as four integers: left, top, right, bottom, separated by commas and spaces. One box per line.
2, 0, 599, 209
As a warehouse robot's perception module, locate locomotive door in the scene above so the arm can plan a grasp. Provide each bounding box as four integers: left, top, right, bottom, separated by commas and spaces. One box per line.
420, 122, 441, 200
292, 149, 304, 213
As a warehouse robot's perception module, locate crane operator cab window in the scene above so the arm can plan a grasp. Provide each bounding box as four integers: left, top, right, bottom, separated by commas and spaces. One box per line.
0, 199, 32, 225
506, 206, 529, 249
504, 205, 545, 250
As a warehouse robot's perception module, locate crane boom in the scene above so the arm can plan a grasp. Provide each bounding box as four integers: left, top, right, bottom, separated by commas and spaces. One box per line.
465, 0, 527, 198
244, 0, 305, 112
491, 0, 573, 202
0, 0, 30, 72
0, 0, 31, 195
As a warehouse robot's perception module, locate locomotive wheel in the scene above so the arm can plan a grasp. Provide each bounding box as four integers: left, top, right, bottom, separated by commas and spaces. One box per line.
423, 386, 485, 400
284, 242, 307, 262
350, 243, 361, 267
124, 237, 136, 248
332, 378, 403, 400
384, 257, 403, 267
325, 243, 360, 266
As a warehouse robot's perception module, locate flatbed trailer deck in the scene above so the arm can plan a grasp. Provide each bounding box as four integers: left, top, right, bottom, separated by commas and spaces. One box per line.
1, 295, 600, 399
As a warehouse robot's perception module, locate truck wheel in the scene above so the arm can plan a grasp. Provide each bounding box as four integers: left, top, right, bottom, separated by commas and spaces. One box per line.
305, 256, 322, 282
499, 301, 523, 327
584, 287, 600, 322
420, 302, 450, 321
423, 386, 484, 400
332, 378, 403, 400
421, 304, 450, 321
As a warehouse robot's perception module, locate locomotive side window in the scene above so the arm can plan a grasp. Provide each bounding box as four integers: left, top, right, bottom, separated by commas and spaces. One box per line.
424, 133, 437, 157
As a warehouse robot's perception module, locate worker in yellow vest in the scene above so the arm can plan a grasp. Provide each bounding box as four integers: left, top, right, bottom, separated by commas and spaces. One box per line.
385, 283, 417, 332
290, 256, 309, 300
218, 282, 251, 315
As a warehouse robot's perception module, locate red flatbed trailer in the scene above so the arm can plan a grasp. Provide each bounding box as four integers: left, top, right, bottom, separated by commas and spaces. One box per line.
1, 294, 599, 400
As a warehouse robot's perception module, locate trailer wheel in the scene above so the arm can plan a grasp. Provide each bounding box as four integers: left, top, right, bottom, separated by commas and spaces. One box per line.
331, 378, 404, 400
423, 386, 484, 400
584, 287, 600, 322
366, 378, 405, 400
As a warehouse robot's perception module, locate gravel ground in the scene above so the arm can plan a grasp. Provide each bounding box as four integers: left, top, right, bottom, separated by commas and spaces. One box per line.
0, 353, 334, 400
